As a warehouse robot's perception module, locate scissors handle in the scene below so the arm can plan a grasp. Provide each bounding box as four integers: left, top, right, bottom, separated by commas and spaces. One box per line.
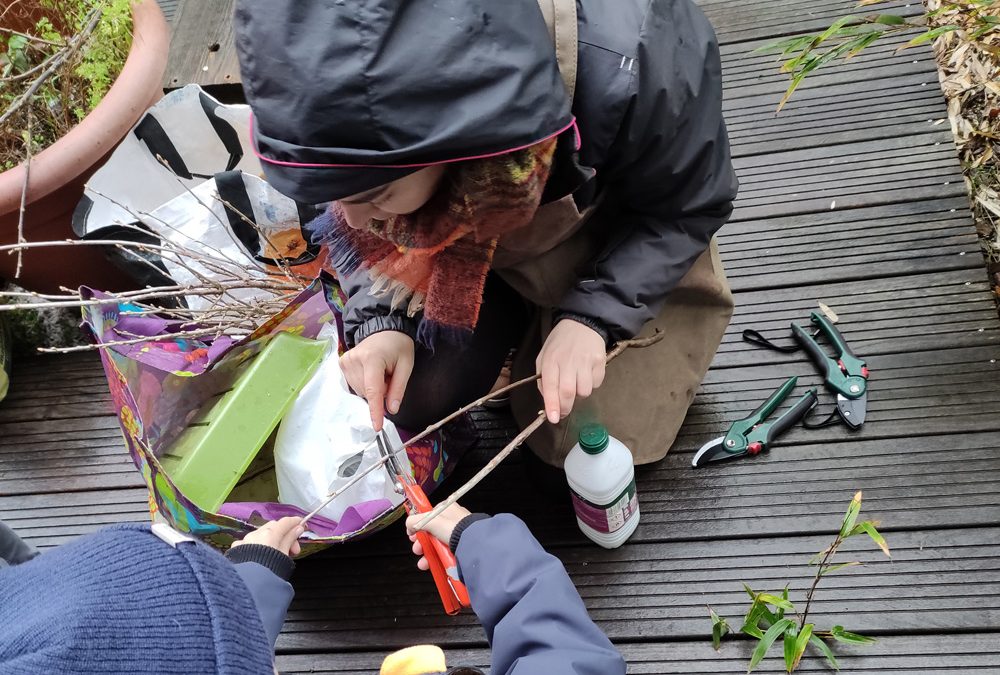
400, 480, 472, 610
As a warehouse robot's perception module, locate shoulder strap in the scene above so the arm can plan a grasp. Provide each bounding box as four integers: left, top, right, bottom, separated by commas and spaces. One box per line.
535, 0, 578, 103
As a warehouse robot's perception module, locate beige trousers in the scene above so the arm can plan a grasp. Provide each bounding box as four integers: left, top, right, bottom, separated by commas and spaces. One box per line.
494, 195, 734, 465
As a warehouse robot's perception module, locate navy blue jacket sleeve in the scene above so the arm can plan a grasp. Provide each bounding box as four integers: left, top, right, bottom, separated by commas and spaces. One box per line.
455, 514, 626, 675
231, 562, 294, 650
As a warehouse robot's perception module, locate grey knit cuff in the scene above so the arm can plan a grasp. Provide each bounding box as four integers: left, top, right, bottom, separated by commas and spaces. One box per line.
449, 513, 491, 554
225, 544, 295, 581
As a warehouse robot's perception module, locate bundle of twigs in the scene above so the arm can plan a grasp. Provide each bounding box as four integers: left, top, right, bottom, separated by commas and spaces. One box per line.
0, 186, 312, 353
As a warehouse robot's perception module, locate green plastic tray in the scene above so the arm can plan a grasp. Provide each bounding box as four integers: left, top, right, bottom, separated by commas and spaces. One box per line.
159, 331, 327, 512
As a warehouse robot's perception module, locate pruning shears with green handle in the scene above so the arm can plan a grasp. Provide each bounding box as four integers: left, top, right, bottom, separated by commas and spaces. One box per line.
692, 376, 818, 467
791, 311, 869, 429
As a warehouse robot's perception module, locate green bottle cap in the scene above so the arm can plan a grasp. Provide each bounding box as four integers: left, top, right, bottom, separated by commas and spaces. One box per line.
579, 424, 609, 454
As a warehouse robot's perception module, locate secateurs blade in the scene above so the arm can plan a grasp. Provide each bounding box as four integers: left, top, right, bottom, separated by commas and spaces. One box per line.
791, 311, 869, 430
377, 430, 471, 615
692, 376, 818, 468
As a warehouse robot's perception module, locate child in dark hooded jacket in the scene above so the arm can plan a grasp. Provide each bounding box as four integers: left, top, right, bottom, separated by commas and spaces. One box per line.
0, 503, 625, 674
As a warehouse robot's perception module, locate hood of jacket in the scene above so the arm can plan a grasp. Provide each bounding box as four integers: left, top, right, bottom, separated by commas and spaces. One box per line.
233, 0, 575, 204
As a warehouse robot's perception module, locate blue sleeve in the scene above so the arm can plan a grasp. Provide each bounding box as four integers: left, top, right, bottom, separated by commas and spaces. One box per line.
232, 562, 294, 650
455, 515, 626, 675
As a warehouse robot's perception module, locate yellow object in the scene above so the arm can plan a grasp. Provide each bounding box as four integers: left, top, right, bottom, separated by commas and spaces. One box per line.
380, 645, 447, 675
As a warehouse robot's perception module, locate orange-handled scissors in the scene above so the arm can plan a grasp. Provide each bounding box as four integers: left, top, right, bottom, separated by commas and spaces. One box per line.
377, 430, 471, 615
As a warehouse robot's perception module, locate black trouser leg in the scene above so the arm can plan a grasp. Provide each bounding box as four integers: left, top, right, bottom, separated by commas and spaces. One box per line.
390, 273, 532, 431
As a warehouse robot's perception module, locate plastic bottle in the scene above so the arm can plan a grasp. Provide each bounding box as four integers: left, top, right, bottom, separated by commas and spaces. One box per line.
564, 423, 640, 548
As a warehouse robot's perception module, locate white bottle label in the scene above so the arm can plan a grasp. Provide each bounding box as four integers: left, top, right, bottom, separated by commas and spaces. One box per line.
570, 478, 638, 534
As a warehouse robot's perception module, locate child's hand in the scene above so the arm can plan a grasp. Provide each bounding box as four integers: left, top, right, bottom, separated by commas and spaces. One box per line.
405, 503, 471, 572
231, 517, 305, 557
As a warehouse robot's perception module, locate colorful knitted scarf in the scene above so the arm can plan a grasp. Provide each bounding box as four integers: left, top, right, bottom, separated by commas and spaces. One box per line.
311, 137, 558, 348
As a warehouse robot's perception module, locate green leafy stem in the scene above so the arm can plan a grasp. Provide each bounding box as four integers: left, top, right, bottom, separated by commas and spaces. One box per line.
757, 0, 999, 111
709, 491, 891, 673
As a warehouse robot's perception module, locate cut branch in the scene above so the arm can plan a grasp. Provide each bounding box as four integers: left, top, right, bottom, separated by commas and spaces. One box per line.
300, 331, 664, 528
412, 331, 665, 531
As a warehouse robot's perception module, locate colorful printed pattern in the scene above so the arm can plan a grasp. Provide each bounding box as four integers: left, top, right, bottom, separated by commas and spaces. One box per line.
81, 273, 464, 552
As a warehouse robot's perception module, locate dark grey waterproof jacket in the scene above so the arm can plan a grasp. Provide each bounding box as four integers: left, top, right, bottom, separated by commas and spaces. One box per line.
235, 0, 737, 345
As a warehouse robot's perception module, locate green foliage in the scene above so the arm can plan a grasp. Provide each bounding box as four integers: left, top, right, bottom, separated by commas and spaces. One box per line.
708, 492, 891, 673
756, 1, 999, 111
75, 0, 133, 112
710, 608, 730, 650
1, 0, 133, 167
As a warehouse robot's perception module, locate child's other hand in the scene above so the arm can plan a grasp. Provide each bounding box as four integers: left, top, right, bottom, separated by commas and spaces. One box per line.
231, 517, 305, 556
405, 503, 471, 572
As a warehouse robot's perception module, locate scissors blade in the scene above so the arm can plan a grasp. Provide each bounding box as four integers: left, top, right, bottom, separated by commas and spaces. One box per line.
836, 392, 867, 429
692, 436, 730, 468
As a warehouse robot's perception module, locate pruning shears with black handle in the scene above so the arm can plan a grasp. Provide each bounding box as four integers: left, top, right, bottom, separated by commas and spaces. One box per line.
791, 312, 869, 430
692, 377, 818, 467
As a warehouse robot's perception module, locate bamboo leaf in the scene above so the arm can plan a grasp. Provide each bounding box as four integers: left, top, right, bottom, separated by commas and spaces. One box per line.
759, 594, 796, 611
849, 521, 891, 557
873, 14, 906, 25
831, 625, 877, 645
792, 624, 815, 671
897, 25, 962, 51
750, 619, 796, 672
809, 635, 841, 671
840, 491, 863, 538
857, 0, 889, 6
819, 561, 863, 576
755, 35, 816, 55
710, 608, 730, 651
817, 15, 864, 44
783, 624, 799, 673
846, 31, 884, 58
742, 600, 776, 638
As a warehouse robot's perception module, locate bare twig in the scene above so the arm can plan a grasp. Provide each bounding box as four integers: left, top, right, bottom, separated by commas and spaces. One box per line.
0, 7, 102, 129
300, 440, 407, 525
15, 111, 32, 278
412, 331, 665, 530
412, 412, 547, 531
36, 327, 237, 353
298, 331, 664, 528
0, 25, 65, 48
403, 330, 666, 451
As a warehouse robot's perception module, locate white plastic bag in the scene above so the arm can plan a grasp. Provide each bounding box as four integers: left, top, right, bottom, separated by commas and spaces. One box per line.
274, 325, 409, 523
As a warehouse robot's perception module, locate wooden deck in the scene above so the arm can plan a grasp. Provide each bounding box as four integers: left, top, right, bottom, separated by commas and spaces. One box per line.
3, 0, 1000, 672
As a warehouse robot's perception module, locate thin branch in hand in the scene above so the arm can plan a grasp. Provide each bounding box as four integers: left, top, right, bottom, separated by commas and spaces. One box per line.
301, 331, 664, 527
412, 331, 666, 530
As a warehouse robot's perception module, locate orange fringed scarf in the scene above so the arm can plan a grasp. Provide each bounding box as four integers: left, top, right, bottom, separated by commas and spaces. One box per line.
310, 137, 558, 348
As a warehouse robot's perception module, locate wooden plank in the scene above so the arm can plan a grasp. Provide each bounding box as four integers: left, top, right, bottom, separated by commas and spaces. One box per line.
276, 635, 1000, 674
705, 0, 921, 45
455, 432, 1000, 545
268, 528, 1000, 650
716, 269, 999, 368
162, 0, 239, 89
0, 488, 150, 549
